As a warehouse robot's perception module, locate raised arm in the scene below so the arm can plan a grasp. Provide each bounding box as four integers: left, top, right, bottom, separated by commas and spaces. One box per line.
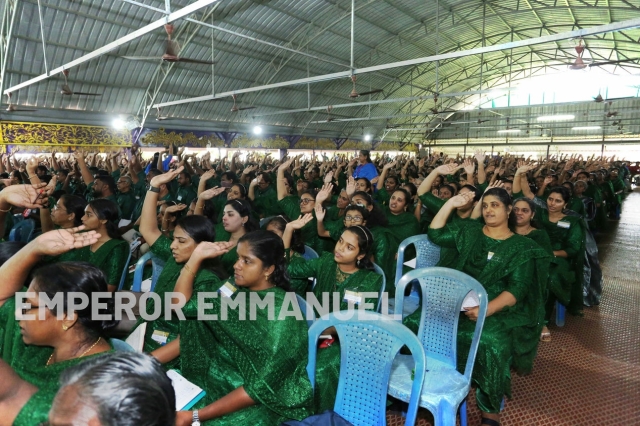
417, 163, 461, 196
475, 150, 486, 184
314, 204, 330, 238
282, 214, 313, 249
140, 166, 183, 247
377, 160, 396, 191
73, 150, 94, 185
277, 158, 294, 201
429, 192, 474, 230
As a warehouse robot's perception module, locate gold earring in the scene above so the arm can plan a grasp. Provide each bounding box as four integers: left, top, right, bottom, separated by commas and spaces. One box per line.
62, 324, 69, 331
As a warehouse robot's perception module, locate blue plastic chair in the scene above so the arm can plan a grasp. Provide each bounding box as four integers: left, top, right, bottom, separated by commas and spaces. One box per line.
555, 301, 566, 327
131, 252, 166, 292
302, 245, 319, 260
110, 338, 135, 352
259, 216, 275, 227
9, 219, 35, 243
295, 294, 316, 328
372, 263, 386, 313
390, 234, 441, 316
387, 267, 488, 426
117, 249, 133, 291
308, 312, 426, 426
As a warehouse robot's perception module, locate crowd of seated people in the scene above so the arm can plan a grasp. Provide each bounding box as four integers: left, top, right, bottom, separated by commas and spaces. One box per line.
0, 144, 633, 425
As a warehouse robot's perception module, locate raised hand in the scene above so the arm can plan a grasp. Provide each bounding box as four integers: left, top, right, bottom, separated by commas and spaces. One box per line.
314, 204, 326, 222
485, 180, 505, 192
543, 176, 553, 186
279, 157, 294, 171
33, 226, 100, 255
0, 183, 48, 209
165, 203, 187, 215
199, 187, 226, 201
192, 241, 233, 260
288, 213, 314, 230
346, 176, 357, 196
446, 191, 475, 208
435, 163, 461, 176
463, 158, 475, 176
316, 183, 334, 205
150, 166, 184, 187
323, 170, 334, 183
201, 169, 216, 181
474, 150, 485, 164
383, 160, 397, 170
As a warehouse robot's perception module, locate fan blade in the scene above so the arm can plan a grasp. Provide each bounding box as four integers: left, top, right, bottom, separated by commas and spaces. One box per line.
176, 57, 216, 65
72, 92, 102, 96
156, 116, 173, 121
478, 119, 490, 123
357, 89, 383, 97
121, 56, 161, 61
60, 84, 74, 95
589, 58, 638, 67
238, 106, 256, 111
165, 40, 180, 58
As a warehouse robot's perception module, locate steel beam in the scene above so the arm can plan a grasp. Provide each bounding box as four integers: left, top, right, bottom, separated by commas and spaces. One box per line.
3, 0, 221, 95
0, 0, 19, 96
154, 17, 640, 109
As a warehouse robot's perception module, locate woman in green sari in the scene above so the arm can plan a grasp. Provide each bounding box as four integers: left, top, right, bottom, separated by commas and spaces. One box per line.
412, 188, 549, 426
215, 199, 260, 276
0, 228, 116, 426
154, 231, 313, 426
65, 199, 130, 292
285, 219, 383, 412
135, 166, 224, 365
382, 187, 420, 244
39, 193, 86, 233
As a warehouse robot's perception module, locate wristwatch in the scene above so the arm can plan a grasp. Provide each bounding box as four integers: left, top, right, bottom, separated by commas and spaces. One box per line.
148, 185, 160, 193
191, 410, 201, 426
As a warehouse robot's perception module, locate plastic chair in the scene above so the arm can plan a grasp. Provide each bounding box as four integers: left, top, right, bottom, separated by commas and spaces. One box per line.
131, 252, 166, 292
117, 249, 133, 291
295, 294, 316, 328
372, 263, 386, 313
555, 301, 566, 327
259, 216, 274, 227
302, 245, 319, 260
110, 338, 135, 352
390, 234, 441, 316
387, 267, 488, 426
308, 312, 426, 426
9, 219, 35, 243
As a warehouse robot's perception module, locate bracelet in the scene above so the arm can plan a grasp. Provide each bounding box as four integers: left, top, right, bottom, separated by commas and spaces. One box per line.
0, 206, 11, 213
161, 228, 168, 232
182, 263, 197, 278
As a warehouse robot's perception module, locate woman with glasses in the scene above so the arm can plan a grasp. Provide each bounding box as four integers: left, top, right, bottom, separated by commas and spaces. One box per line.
284, 217, 382, 413
0, 229, 116, 426
39, 194, 87, 233
277, 158, 323, 255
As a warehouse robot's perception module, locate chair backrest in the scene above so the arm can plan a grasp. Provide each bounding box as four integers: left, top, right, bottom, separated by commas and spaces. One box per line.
131, 252, 166, 292
394, 267, 488, 380
295, 294, 316, 328
395, 234, 441, 285
307, 312, 426, 426
259, 216, 275, 227
302, 245, 319, 260
9, 219, 35, 243
372, 263, 386, 312
110, 338, 136, 352
117, 249, 133, 291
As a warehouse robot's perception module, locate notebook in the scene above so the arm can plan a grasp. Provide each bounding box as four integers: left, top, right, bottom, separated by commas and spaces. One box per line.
167, 369, 206, 411
461, 290, 480, 311
124, 322, 146, 352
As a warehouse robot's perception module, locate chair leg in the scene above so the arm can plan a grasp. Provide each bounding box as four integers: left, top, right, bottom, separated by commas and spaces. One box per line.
555, 301, 566, 327
459, 400, 468, 426
434, 401, 457, 426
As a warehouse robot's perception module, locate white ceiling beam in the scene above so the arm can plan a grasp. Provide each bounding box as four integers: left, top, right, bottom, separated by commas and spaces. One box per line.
153, 17, 640, 110
3, 0, 221, 95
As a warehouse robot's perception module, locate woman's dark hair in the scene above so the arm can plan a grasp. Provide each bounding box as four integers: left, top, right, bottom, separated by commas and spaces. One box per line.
238, 230, 291, 291
60, 194, 87, 227
220, 171, 239, 183
548, 186, 571, 204
300, 189, 317, 201
87, 199, 122, 240
58, 352, 176, 426
359, 150, 373, 163
160, 201, 180, 225
342, 226, 375, 271
439, 184, 456, 197
460, 184, 482, 201
224, 199, 259, 232
562, 181, 574, 195
193, 198, 217, 223
351, 191, 389, 228
231, 183, 248, 199
511, 197, 541, 229
356, 177, 373, 194
483, 187, 513, 208
0, 241, 26, 266
263, 215, 304, 255
11, 170, 22, 183
385, 175, 399, 189
33, 262, 118, 341
390, 188, 412, 211
401, 182, 417, 198
344, 204, 370, 223
283, 172, 295, 194
257, 171, 272, 184
176, 215, 216, 243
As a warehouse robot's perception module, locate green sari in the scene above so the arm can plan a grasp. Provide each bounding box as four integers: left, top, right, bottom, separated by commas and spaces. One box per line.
278, 196, 323, 255
52, 238, 130, 286
536, 208, 586, 315
180, 285, 313, 425
288, 253, 383, 412
383, 208, 420, 245
404, 221, 549, 413
0, 299, 114, 426
131, 235, 223, 368
253, 185, 282, 218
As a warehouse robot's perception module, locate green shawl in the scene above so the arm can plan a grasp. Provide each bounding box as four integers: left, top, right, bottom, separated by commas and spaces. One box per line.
53, 238, 130, 286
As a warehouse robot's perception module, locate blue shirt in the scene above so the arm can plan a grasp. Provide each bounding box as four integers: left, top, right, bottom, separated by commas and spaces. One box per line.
352, 162, 379, 182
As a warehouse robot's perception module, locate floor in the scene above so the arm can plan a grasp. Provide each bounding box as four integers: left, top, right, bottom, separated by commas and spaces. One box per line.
387, 188, 640, 426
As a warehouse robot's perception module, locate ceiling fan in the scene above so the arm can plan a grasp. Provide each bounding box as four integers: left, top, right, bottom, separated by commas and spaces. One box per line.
122, 24, 215, 65
155, 107, 175, 121
5, 93, 36, 112
429, 94, 456, 115
230, 95, 256, 112
348, 75, 383, 98
60, 69, 102, 96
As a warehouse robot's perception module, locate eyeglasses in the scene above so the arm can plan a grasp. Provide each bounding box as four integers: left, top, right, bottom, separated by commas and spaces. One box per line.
21, 303, 41, 316
344, 215, 363, 222
299, 198, 315, 205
